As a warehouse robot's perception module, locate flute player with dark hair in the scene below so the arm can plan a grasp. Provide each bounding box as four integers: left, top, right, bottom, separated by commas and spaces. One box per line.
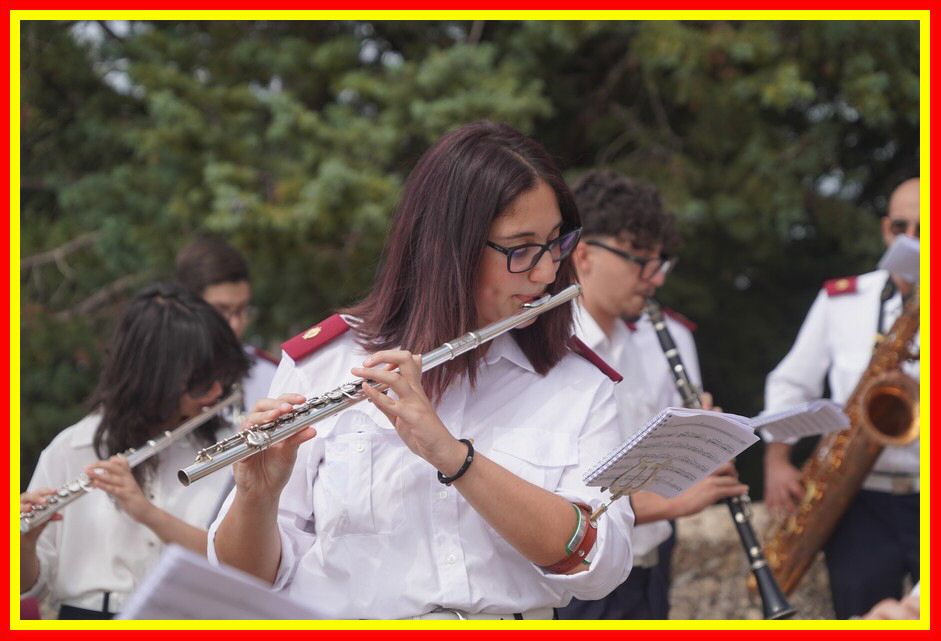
20, 283, 249, 619
208, 121, 635, 620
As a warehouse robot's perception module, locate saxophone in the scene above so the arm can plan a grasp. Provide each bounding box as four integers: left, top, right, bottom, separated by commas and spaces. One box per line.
763, 285, 920, 595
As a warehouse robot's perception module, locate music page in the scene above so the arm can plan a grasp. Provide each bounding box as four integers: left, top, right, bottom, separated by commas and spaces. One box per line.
584, 408, 758, 498
752, 399, 850, 443
120, 544, 319, 620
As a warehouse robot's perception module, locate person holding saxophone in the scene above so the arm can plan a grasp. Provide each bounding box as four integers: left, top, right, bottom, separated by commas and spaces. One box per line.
205, 122, 636, 620
556, 169, 747, 620
762, 177, 921, 619
20, 283, 249, 619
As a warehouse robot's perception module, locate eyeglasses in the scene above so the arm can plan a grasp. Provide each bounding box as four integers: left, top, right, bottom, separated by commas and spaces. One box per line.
213, 304, 258, 324
486, 227, 582, 274
888, 219, 920, 238
584, 240, 677, 280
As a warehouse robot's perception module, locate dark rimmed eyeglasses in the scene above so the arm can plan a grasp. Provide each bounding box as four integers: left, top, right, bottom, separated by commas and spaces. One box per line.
584, 239, 677, 280
888, 219, 920, 238
213, 304, 258, 324
486, 227, 582, 274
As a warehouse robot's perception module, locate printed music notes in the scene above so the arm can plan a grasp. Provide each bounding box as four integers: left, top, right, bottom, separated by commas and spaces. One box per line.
752, 399, 850, 443
584, 408, 759, 498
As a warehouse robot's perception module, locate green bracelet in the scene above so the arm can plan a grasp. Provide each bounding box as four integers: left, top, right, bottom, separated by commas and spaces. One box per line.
565, 502, 586, 555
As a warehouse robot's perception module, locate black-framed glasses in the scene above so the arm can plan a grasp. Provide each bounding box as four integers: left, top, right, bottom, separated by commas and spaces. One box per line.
486, 227, 582, 273
888, 219, 920, 238
584, 239, 677, 280
212, 304, 258, 324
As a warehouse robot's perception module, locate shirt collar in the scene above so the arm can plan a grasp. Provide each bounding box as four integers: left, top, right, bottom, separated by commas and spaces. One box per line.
69, 413, 103, 449
573, 302, 610, 351
482, 332, 536, 374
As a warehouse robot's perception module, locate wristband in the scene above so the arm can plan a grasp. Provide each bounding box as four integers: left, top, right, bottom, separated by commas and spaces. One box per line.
541, 503, 598, 574
565, 502, 587, 555
437, 439, 474, 486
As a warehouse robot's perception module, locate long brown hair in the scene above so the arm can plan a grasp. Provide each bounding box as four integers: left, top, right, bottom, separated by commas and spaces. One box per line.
91, 283, 250, 485
345, 121, 580, 400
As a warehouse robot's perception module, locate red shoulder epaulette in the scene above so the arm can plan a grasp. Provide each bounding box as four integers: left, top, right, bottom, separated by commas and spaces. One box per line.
824, 276, 858, 297
567, 336, 623, 383
250, 345, 280, 366
663, 307, 697, 333
281, 314, 351, 363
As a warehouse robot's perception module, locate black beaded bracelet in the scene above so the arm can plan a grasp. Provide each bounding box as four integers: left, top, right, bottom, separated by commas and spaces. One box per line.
437, 438, 475, 486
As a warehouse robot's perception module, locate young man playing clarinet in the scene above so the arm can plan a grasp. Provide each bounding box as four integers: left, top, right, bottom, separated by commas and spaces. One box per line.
557, 169, 746, 619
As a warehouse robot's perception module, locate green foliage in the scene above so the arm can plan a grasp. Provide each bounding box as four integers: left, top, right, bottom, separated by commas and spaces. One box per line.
19, 20, 919, 494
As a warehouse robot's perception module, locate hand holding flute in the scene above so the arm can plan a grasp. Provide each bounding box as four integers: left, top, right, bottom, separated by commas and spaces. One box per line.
230, 394, 316, 501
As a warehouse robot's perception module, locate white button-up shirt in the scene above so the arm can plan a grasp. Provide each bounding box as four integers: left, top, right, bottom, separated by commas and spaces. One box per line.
573, 304, 687, 563
208, 331, 635, 619
764, 270, 920, 483
22, 414, 235, 614
242, 346, 278, 412
632, 313, 702, 404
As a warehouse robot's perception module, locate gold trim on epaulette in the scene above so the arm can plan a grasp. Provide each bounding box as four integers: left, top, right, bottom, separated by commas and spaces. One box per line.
303, 326, 322, 340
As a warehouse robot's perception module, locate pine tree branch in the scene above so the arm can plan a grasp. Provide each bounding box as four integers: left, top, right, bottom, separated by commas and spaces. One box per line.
54, 272, 149, 322
21, 231, 101, 273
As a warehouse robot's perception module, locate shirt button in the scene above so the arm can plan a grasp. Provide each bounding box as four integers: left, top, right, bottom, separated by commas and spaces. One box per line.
438, 490, 448, 500
446, 554, 457, 564
355, 444, 365, 453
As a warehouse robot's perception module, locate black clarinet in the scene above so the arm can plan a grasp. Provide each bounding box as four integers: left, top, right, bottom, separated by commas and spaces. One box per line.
645, 299, 797, 620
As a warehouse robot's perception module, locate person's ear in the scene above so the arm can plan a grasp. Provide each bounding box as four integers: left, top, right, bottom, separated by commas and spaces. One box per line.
879, 216, 894, 247
572, 242, 591, 277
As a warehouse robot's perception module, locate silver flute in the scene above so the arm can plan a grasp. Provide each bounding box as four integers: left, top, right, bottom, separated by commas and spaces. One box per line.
21, 388, 243, 534
178, 283, 582, 486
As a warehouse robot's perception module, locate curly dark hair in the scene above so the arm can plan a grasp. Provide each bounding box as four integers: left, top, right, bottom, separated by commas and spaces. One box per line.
572, 169, 680, 253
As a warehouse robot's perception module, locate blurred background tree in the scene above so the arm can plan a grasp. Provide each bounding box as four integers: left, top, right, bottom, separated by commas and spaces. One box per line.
19, 20, 919, 490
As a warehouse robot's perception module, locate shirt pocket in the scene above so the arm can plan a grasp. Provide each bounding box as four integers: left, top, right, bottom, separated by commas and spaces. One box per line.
832, 351, 871, 396
488, 427, 579, 491
315, 427, 406, 538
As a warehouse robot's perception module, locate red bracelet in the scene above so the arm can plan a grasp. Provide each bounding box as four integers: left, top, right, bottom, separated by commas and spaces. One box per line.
540, 503, 598, 574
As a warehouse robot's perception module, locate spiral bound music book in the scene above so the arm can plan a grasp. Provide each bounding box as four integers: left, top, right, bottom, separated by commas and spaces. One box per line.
752, 399, 850, 443
583, 407, 759, 498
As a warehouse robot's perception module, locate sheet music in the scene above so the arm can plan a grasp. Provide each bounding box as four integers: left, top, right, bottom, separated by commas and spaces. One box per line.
752, 399, 850, 443
878, 235, 920, 284
120, 544, 318, 620
583, 407, 758, 498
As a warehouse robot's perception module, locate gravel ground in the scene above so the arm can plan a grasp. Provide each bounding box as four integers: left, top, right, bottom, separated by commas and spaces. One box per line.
669, 501, 835, 620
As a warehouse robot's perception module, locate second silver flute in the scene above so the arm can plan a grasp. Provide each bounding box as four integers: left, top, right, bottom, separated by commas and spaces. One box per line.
178, 283, 582, 486
21, 388, 243, 533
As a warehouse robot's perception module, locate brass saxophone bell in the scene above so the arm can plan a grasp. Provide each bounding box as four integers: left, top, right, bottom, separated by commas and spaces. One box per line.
858, 370, 920, 447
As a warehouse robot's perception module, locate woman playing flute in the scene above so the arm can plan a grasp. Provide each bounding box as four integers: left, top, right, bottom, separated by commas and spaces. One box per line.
210, 121, 635, 620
